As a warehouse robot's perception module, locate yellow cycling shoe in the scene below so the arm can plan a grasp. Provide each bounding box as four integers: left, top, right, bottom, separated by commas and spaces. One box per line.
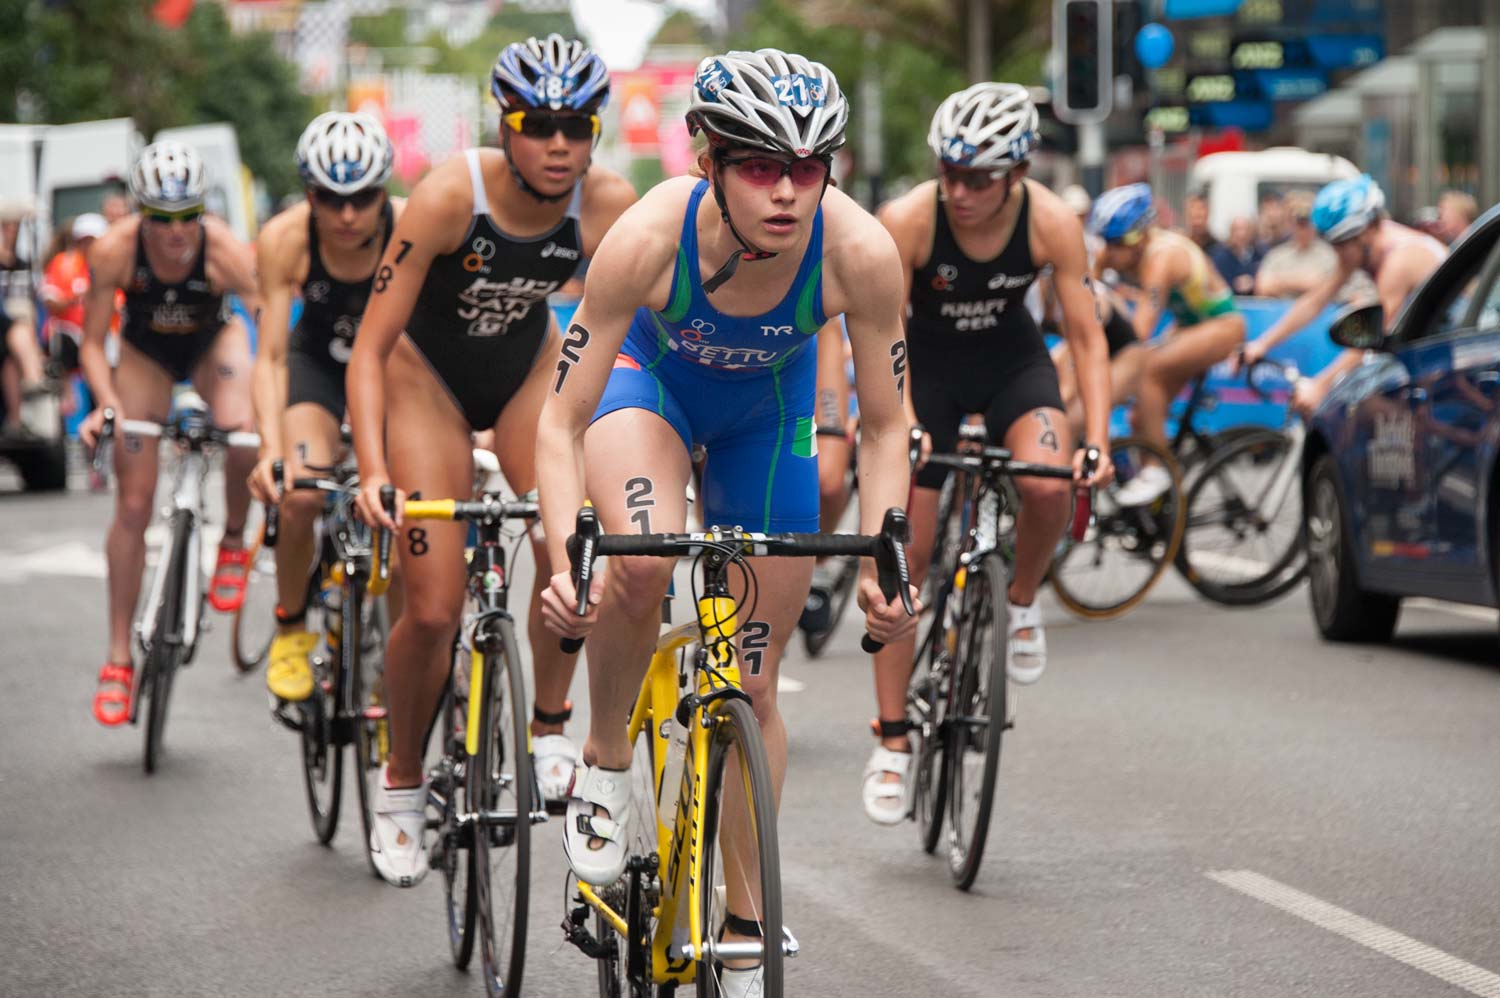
267, 631, 319, 702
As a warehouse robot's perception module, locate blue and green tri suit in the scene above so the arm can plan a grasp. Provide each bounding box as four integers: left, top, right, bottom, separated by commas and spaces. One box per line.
593, 180, 827, 532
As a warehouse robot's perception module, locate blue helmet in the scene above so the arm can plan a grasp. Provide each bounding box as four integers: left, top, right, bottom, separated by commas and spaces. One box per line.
491, 34, 610, 113
1090, 183, 1156, 244
1311, 174, 1385, 242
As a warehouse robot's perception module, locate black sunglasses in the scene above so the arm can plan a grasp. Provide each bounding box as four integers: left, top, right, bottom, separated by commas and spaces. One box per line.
503, 111, 599, 142
309, 187, 384, 211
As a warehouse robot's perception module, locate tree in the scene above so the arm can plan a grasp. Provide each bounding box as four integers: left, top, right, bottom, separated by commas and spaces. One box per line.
0, 0, 312, 198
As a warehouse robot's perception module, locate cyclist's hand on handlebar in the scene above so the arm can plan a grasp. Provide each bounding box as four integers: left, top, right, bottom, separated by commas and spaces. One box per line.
856, 574, 921, 648
1234, 339, 1268, 375
1074, 445, 1114, 488
355, 473, 403, 532
248, 454, 284, 506
540, 570, 603, 641
79, 408, 109, 450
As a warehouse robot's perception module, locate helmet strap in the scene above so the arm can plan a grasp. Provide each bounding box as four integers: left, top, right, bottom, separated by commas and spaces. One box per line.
500, 130, 577, 204
702, 153, 777, 295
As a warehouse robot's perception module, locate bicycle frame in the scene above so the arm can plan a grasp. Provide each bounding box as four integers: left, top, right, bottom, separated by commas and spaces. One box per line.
575, 591, 753, 987
135, 445, 208, 655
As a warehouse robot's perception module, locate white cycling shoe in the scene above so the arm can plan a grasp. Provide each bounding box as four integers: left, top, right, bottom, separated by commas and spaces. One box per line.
369, 764, 429, 888
1114, 463, 1173, 507
564, 762, 633, 886
1006, 600, 1047, 685
861, 744, 912, 825
533, 733, 581, 807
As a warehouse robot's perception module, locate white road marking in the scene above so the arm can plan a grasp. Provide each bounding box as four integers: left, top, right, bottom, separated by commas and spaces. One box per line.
0, 541, 107, 580
777, 675, 806, 693
1404, 598, 1499, 625
1207, 869, 1500, 997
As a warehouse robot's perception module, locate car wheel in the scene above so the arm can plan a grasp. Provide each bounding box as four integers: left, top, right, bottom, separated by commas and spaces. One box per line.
1305, 455, 1400, 642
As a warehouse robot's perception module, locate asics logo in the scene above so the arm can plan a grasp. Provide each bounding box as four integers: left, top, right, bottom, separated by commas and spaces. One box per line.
987, 272, 1035, 290
540, 241, 580, 260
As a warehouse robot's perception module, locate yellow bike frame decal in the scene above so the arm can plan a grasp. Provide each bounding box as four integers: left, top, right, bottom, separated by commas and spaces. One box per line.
405, 499, 458, 520
465, 647, 485, 757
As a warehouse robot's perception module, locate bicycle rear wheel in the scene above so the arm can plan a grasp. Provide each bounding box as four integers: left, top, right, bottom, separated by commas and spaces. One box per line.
142, 509, 191, 775
1177, 429, 1306, 605
473, 618, 532, 998
596, 714, 660, 998
231, 506, 278, 673
944, 553, 1007, 891
300, 642, 343, 844
1050, 437, 1186, 620
909, 597, 951, 856
696, 696, 783, 998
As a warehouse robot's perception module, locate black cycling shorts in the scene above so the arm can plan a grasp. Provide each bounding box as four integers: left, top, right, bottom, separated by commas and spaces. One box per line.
287, 347, 346, 421
1104, 309, 1138, 358
123, 323, 226, 383
912, 358, 1065, 490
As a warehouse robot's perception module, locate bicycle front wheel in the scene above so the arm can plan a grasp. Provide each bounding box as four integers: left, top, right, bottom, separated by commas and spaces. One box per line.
350, 588, 389, 878
909, 593, 951, 856
1050, 437, 1185, 620
944, 552, 1007, 891
142, 509, 191, 775
1178, 429, 1306, 605
473, 618, 532, 998
434, 677, 476, 969
299, 643, 343, 844
231, 506, 278, 673
696, 696, 783, 998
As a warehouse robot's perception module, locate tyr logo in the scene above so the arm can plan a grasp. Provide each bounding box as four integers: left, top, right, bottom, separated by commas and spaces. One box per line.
761, 324, 794, 337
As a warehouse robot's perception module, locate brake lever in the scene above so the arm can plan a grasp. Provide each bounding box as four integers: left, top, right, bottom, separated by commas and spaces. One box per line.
370, 484, 395, 595
861, 507, 913, 654
264, 459, 284, 549
560, 506, 599, 655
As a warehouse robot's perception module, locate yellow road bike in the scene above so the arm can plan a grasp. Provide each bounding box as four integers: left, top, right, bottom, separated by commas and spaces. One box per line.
560, 507, 912, 998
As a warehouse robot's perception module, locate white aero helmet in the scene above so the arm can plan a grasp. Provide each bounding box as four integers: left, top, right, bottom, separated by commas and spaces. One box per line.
297, 111, 394, 195
130, 141, 207, 211
687, 48, 848, 160
928, 82, 1040, 171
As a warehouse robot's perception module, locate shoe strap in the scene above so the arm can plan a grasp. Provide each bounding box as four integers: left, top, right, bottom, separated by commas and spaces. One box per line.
1007, 600, 1043, 631
99, 663, 133, 684
864, 745, 912, 779
533, 699, 573, 725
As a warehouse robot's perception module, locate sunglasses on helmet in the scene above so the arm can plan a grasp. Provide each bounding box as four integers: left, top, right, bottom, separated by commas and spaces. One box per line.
503, 111, 600, 142
309, 186, 385, 211
719, 154, 831, 189
142, 206, 204, 225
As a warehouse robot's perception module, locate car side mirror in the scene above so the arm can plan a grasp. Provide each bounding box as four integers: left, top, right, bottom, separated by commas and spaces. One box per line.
1328, 302, 1386, 351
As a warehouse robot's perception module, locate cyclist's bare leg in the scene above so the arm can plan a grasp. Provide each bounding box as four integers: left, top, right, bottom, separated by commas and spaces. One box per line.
577, 407, 692, 772
871, 483, 940, 758
1000, 406, 1075, 613
193, 317, 255, 546
1131, 313, 1246, 452
271, 402, 342, 630
488, 338, 580, 739
104, 344, 173, 665
1055, 342, 1147, 439
381, 346, 473, 789
717, 554, 812, 950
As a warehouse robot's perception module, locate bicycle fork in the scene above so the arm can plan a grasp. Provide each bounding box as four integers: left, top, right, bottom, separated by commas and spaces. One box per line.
135, 451, 208, 657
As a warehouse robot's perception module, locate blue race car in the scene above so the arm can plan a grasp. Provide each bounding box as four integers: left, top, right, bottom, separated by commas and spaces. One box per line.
1302, 205, 1500, 644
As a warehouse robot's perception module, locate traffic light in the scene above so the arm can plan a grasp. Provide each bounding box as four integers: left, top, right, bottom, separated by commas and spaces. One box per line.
1054, 0, 1113, 124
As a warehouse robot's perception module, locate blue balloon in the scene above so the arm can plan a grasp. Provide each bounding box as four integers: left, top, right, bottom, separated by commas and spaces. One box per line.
1135, 23, 1175, 70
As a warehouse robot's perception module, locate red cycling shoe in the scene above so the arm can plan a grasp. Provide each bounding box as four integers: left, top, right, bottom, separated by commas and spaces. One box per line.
208, 544, 251, 613
92, 663, 135, 726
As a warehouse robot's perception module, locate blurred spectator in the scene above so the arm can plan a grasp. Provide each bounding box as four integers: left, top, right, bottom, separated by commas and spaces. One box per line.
101, 191, 131, 225
1257, 193, 1290, 247
1255, 194, 1375, 301
1209, 216, 1265, 295
42, 213, 112, 375
1, 201, 49, 431
1183, 194, 1220, 254
1436, 190, 1479, 244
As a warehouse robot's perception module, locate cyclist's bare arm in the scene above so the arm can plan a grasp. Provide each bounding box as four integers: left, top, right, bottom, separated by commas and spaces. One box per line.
203, 216, 260, 311
1031, 182, 1111, 462
346, 161, 473, 526
1250, 265, 1345, 358
1130, 245, 1177, 345
535, 182, 684, 578
248, 211, 307, 498
875, 184, 935, 434
823, 187, 914, 536
78, 223, 137, 435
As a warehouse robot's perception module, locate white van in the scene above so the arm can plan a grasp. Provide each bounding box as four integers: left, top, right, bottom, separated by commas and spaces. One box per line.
1189, 147, 1359, 242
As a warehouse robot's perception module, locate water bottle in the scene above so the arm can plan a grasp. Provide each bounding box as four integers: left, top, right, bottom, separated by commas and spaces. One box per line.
657, 714, 690, 829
